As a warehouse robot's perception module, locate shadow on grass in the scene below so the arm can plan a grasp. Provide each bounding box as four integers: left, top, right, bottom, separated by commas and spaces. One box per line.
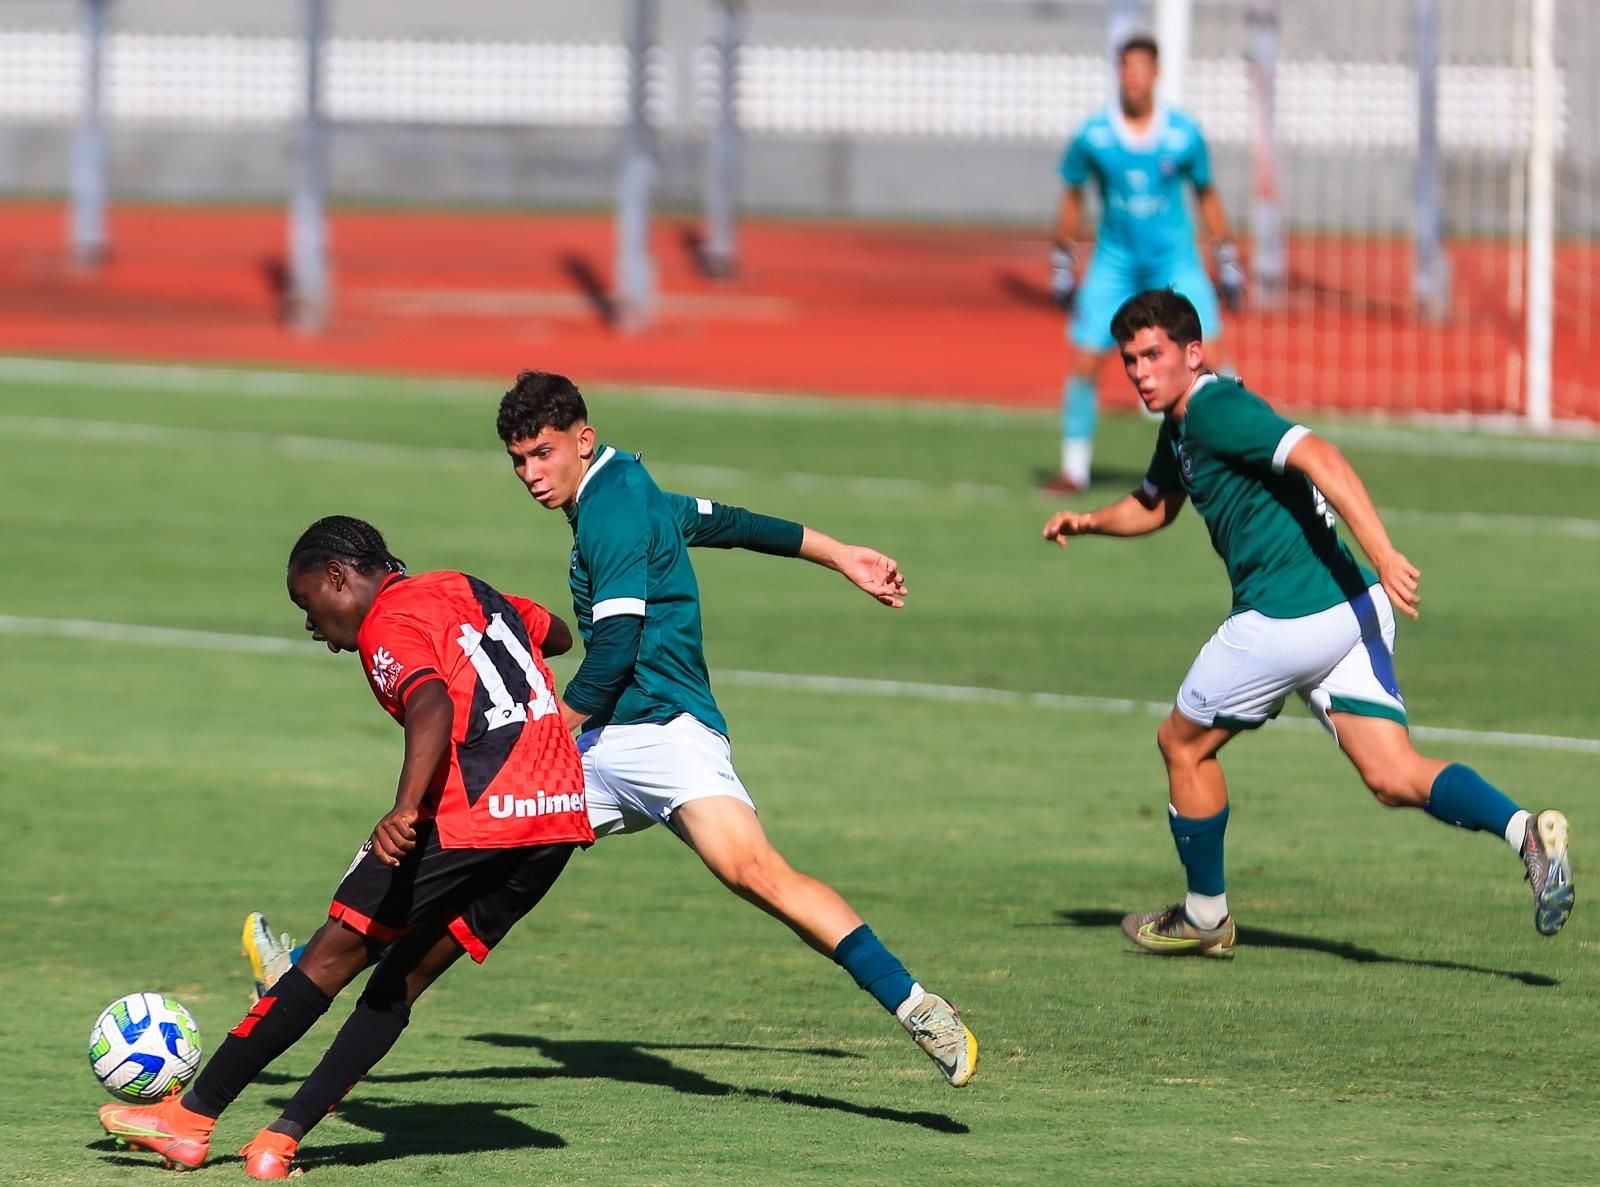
324, 1034, 966, 1134
1052, 908, 1559, 988
89, 1096, 562, 1173
290, 1097, 564, 1168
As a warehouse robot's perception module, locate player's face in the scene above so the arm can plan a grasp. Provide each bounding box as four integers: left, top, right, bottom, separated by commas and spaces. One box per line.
287, 564, 363, 653
1118, 50, 1157, 113
505, 424, 595, 511
1119, 326, 1205, 413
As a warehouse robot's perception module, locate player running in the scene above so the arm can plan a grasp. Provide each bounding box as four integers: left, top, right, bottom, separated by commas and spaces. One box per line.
100, 517, 593, 1178
499, 370, 977, 1085
1046, 32, 1243, 493
1041, 289, 1573, 956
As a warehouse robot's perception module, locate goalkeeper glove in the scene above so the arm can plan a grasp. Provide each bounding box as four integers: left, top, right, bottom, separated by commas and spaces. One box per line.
1214, 239, 1246, 310
1049, 243, 1079, 312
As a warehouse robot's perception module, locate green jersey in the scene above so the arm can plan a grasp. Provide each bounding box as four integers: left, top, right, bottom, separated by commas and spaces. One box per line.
1143, 376, 1375, 619
565, 446, 728, 735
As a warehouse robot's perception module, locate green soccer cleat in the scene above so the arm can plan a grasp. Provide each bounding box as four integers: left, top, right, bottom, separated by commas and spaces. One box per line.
242, 912, 297, 1004
899, 990, 978, 1087
1521, 809, 1574, 936
1121, 904, 1237, 958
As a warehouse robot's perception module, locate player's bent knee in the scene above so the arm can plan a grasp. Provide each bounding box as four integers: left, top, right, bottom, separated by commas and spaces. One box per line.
1156, 717, 1204, 767
296, 922, 372, 992
1362, 769, 1428, 808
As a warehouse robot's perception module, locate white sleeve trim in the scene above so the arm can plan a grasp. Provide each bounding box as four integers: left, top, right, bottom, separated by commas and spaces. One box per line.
1138, 478, 1161, 501
592, 597, 646, 621
695, 497, 713, 515
1271, 425, 1313, 474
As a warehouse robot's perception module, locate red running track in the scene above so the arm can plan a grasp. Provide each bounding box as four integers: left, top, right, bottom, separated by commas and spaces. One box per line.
0, 204, 1592, 421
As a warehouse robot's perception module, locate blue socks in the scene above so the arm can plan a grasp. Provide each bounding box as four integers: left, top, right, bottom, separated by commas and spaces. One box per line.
1170, 805, 1229, 897
1425, 763, 1522, 836
1062, 375, 1098, 442
833, 925, 917, 1015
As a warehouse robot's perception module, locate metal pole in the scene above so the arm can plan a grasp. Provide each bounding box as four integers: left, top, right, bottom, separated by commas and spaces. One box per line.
69, 0, 109, 269
1153, 0, 1191, 106
1412, 0, 1449, 320
700, 0, 744, 278
1524, 0, 1556, 429
288, 0, 330, 333
615, 0, 658, 330
1246, 0, 1284, 305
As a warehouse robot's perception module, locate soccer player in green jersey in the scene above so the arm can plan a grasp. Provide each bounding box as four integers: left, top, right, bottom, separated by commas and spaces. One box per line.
1041, 288, 1574, 957
496, 370, 978, 1085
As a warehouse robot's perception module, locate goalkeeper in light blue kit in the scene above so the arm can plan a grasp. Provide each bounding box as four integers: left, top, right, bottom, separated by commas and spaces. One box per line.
1045, 33, 1244, 493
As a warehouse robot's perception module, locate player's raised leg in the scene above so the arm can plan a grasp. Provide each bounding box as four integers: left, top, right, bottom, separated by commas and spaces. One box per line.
1122, 708, 1241, 957
1331, 712, 1574, 935
671, 794, 978, 1086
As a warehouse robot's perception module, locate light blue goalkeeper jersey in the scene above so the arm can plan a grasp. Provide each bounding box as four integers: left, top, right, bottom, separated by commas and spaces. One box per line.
1060, 104, 1212, 266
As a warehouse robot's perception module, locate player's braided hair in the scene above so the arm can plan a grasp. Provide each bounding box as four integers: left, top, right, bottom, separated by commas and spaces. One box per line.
287, 515, 406, 576
497, 370, 588, 444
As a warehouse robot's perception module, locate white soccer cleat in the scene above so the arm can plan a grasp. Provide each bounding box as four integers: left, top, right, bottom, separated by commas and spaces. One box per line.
242, 912, 297, 1004
898, 989, 978, 1087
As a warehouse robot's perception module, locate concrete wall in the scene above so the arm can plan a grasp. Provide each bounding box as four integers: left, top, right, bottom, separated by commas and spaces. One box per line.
3, 0, 1594, 235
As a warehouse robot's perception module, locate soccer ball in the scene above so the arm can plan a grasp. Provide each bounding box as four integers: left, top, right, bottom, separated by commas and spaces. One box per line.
88, 993, 202, 1102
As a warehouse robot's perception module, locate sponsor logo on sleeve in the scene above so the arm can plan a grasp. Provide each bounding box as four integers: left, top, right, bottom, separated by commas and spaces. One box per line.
369, 646, 405, 696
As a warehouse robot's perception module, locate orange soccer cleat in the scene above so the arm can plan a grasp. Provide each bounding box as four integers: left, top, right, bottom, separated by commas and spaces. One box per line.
241, 1128, 301, 1180
99, 1095, 215, 1170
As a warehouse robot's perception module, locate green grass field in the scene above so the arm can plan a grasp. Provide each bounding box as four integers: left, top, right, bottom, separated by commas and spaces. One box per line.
1, 358, 1596, 1185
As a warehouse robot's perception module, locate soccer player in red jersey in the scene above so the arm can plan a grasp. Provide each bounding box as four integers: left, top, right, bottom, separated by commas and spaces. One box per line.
99, 516, 593, 1179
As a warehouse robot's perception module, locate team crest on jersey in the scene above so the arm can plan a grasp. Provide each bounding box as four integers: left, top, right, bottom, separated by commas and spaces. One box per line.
369, 646, 404, 696
569, 547, 580, 572
1177, 443, 1195, 482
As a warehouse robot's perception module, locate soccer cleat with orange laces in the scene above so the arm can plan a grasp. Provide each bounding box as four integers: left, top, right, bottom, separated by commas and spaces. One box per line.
99, 1096, 215, 1170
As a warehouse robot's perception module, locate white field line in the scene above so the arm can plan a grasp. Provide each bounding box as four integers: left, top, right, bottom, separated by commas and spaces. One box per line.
1, 614, 1596, 756
2, 354, 1599, 461
3, 412, 1597, 538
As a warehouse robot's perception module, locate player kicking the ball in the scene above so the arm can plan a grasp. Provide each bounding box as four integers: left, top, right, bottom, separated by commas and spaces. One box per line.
101, 517, 592, 1177
1041, 288, 1573, 956
241, 374, 977, 1089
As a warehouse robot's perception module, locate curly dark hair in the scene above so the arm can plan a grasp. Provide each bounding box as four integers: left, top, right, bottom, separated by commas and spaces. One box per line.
497, 371, 588, 444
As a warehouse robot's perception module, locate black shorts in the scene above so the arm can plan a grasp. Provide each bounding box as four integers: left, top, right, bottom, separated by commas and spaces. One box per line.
328, 819, 575, 963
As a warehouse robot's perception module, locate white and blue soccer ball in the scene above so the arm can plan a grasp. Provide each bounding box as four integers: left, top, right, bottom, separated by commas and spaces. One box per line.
88, 993, 202, 1102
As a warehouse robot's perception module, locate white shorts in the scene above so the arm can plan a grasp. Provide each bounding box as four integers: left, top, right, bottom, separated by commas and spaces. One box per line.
1176, 585, 1406, 737
577, 713, 757, 839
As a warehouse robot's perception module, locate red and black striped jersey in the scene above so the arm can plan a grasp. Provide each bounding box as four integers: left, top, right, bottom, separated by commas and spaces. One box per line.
356, 571, 592, 849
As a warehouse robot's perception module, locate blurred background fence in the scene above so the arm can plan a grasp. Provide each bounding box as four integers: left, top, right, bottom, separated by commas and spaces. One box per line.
0, 0, 1595, 424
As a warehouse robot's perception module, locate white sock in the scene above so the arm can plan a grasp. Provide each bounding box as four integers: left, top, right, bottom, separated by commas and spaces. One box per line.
894, 981, 927, 1023
1184, 892, 1230, 930
1062, 438, 1092, 486
1504, 810, 1532, 852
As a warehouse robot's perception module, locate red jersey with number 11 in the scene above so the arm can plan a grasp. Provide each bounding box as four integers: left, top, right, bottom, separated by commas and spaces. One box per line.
355, 571, 592, 850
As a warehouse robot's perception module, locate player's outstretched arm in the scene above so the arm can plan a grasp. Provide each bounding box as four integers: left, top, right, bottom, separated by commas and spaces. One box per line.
665, 491, 905, 608
1284, 434, 1421, 618
1042, 487, 1184, 547
797, 527, 907, 608
375, 680, 453, 866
